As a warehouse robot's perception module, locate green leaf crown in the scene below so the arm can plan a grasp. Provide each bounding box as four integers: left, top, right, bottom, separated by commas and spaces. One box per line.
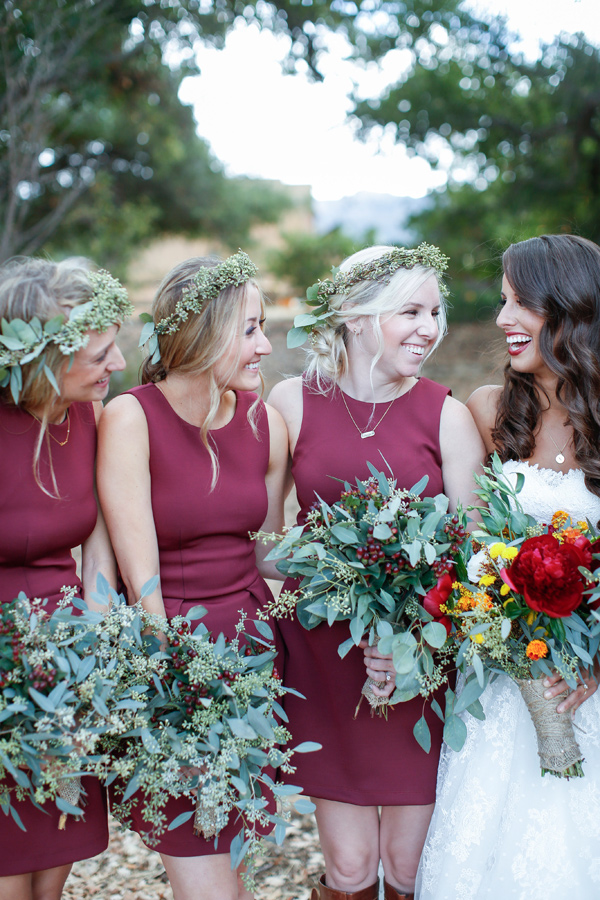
139, 250, 258, 364
288, 243, 450, 349
0, 269, 133, 403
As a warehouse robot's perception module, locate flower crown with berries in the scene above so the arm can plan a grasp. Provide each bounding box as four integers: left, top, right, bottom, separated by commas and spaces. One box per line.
139, 250, 259, 364
0, 269, 133, 404
287, 243, 450, 348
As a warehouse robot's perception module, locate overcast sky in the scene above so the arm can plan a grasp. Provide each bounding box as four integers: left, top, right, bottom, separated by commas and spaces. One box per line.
179, 0, 600, 202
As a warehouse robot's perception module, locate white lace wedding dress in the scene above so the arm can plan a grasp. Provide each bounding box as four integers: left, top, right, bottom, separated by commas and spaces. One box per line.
416, 461, 600, 900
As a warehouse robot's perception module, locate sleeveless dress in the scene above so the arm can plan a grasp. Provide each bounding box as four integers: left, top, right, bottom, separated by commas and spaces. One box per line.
416, 461, 600, 900
123, 383, 277, 855
0, 401, 109, 876
280, 377, 450, 805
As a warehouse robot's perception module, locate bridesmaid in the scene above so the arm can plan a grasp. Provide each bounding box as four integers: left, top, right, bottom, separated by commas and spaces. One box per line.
268, 245, 484, 900
97, 252, 288, 900
0, 257, 129, 900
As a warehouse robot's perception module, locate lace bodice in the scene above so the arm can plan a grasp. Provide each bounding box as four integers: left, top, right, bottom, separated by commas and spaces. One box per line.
501, 459, 600, 526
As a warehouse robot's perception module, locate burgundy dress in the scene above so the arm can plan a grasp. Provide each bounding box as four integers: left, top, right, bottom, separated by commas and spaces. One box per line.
280, 377, 450, 806
123, 384, 276, 856
0, 401, 109, 876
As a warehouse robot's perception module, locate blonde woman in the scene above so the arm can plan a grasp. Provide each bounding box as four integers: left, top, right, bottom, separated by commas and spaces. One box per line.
0, 257, 129, 900
268, 245, 485, 900
97, 252, 288, 900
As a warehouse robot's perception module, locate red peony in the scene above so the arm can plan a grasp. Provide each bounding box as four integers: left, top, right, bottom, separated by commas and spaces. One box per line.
423, 572, 453, 634
502, 534, 591, 618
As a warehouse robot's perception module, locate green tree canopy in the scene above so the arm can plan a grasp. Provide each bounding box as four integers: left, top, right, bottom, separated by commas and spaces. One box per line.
0, 0, 291, 265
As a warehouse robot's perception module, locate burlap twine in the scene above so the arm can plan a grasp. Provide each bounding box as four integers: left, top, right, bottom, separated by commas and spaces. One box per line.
57, 775, 82, 829
355, 635, 392, 718
515, 677, 584, 777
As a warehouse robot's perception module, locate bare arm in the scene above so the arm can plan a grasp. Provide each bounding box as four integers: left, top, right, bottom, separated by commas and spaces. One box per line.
466, 384, 502, 455
97, 394, 165, 618
80, 401, 117, 610
267, 376, 303, 500
439, 395, 486, 522
255, 403, 289, 581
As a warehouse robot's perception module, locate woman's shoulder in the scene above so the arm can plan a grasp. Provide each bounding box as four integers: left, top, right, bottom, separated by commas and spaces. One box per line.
466, 384, 502, 423
99, 389, 150, 434
267, 376, 303, 420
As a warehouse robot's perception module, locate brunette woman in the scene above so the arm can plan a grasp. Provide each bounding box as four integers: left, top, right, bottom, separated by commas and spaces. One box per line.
417, 234, 600, 900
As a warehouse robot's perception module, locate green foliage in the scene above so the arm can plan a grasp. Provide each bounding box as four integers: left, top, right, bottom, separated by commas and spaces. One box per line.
0, 1, 290, 266
0, 580, 316, 870
351, 16, 600, 315
268, 228, 366, 298
255, 463, 468, 747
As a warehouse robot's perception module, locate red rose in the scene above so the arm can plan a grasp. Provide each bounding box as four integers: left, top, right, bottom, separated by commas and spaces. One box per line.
504, 534, 589, 618
423, 572, 453, 635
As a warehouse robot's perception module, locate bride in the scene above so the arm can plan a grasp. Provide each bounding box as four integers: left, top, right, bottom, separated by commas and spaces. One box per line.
415, 234, 600, 899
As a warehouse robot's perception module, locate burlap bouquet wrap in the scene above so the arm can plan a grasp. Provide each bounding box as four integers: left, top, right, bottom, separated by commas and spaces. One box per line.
57, 775, 82, 829
357, 635, 393, 717
516, 677, 585, 778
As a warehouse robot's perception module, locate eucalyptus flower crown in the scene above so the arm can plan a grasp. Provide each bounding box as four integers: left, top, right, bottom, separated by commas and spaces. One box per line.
0, 269, 133, 404
139, 250, 259, 364
287, 243, 450, 348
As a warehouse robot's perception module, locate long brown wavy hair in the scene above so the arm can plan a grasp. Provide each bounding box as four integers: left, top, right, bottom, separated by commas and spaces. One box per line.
492, 234, 600, 499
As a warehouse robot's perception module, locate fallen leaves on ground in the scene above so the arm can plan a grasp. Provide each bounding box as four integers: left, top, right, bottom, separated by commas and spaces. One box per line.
64, 809, 323, 900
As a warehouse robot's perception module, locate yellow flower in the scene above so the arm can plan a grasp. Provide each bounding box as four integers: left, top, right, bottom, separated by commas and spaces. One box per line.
526, 639, 548, 661
478, 574, 496, 587
489, 542, 518, 560
577, 521, 589, 533
500, 583, 511, 596
489, 542, 507, 559
470, 633, 485, 644
526, 611, 536, 625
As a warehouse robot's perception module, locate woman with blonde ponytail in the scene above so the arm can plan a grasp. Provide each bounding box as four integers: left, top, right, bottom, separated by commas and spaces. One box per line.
268, 245, 484, 900
0, 256, 129, 900
97, 253, 288, 900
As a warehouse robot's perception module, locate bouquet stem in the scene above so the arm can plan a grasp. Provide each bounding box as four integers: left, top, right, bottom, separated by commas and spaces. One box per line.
515, 677, 585, 778
356, 636, 391, 719
57, 776, 82, 829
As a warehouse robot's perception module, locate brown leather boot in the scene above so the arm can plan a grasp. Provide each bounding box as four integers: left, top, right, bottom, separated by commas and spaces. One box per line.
383, 879, 414, 900
310, 874, 380, 899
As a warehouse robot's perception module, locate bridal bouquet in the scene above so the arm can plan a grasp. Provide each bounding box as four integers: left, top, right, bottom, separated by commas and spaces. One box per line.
441, 455, 600, 777
255, 464, 468, 745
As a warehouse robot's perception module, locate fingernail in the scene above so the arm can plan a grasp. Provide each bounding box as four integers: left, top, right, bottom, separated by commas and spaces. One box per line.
543, 679, 550, 687
544, 690, 552, 699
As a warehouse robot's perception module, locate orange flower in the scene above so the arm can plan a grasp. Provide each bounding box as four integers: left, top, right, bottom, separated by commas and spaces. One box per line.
558, 526, 585, 545
551, 510, 569, 529
526, 639, 548, 661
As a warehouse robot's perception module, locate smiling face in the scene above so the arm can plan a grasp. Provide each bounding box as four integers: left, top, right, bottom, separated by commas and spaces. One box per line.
357, 274, 441, 381
496, 274, 551, 379
213, 284, 271, 391
60, 324, 126, 405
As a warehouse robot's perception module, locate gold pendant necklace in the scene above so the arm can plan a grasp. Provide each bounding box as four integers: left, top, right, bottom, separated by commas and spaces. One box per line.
547, 430, 570, 465
30, 409, 71, 446
341, 391, 396, 439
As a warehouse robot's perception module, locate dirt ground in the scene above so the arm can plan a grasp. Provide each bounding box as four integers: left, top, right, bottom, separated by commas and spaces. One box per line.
65, 311, 504, 900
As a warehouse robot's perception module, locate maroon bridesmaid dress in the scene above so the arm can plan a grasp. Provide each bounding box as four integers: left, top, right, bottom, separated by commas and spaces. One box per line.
280, 377, 450, 806
0, 401, 109, 876
122, 384, 277, 855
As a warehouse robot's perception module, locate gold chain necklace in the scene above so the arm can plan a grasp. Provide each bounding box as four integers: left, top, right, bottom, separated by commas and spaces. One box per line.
30, 409, 71, 446
547, 430, 571, 465
340, 391, 396, 439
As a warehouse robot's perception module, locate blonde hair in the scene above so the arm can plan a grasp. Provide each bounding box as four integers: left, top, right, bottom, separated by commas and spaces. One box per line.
0, 257, 98, 495
142, 256, 264, 488
305, 245, 448, 392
